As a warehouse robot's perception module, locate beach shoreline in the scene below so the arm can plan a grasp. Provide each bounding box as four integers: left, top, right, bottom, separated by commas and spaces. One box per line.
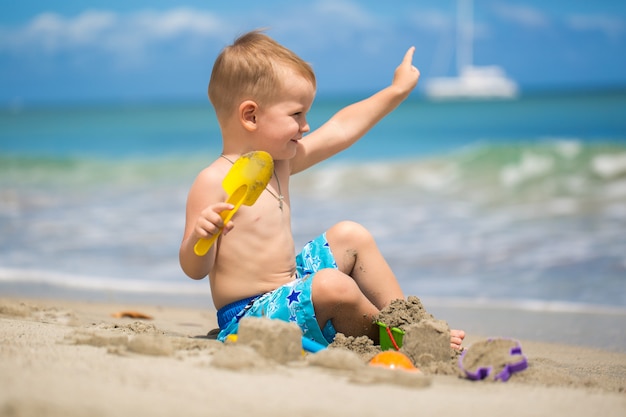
1, 295, 624, 417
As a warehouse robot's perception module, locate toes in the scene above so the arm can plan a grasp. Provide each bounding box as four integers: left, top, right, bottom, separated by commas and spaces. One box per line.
450, 329, 466, 339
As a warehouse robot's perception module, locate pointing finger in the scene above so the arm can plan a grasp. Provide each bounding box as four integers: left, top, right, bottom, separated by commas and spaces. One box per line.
402, 46, 416, 66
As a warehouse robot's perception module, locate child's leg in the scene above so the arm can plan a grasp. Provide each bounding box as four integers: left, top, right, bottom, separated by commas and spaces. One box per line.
325, 221, 404, 309
311, 267, 381, 341
324, 221, 465, 348
311, 269, 465, 346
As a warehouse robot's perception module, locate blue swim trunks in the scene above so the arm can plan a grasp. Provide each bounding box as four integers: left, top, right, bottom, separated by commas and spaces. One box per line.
216, 233, 338, 346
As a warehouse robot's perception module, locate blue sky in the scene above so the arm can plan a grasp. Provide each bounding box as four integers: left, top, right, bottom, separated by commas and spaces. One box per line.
1, 0, 625, 105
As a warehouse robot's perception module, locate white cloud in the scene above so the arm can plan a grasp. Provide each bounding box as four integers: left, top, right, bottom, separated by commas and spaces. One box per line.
0, 8, 225, 56
410, 9, 452, 33
272, 0, 386, 53
491, 2, 549, 28
132, 8, 223, 39
567, 14, 625, 39
313, 0, 375, 28
0, 11, 118, 53
0, 2, 389, 61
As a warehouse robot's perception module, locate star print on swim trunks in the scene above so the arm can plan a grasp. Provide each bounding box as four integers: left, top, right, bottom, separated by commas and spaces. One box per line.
287, 288, 301, 305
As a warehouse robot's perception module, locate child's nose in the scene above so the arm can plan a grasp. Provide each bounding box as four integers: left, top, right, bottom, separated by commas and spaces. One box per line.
301, 118, 310, 133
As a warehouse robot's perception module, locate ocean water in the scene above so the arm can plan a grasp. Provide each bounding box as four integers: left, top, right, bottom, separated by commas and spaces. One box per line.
1, 91, 626, 312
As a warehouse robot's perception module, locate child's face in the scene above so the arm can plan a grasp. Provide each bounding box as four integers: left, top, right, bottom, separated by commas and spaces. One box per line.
254, 72, 315, 160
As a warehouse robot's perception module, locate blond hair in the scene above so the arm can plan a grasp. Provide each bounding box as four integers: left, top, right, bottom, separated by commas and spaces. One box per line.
208, 30, 316, 122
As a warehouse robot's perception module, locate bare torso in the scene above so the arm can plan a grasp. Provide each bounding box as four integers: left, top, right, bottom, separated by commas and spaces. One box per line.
208, 162, 297, 310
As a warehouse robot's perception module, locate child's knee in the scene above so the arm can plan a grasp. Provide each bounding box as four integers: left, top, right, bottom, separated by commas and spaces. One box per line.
328, 221, 372, 245
312, 269, 362, 306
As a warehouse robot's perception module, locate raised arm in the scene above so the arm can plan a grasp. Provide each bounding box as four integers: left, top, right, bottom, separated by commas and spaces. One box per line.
290, 47, 419, 174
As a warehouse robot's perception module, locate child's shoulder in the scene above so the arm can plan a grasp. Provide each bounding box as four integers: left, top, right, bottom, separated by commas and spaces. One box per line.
197, 159, 221, 176
189, 159, 228, 194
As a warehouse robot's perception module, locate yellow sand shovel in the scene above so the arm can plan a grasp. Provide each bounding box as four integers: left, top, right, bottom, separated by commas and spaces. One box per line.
194, 151, 274, 256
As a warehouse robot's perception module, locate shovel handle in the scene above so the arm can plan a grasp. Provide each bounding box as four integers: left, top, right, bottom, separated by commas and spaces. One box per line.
193, 200, 241, 256
193, 231, 221, 257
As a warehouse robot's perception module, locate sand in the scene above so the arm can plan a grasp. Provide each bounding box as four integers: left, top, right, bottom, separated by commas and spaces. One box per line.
1, 296, 625, 417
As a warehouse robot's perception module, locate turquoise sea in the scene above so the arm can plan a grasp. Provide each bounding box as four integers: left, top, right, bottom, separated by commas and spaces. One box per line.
1, 91, 626, 312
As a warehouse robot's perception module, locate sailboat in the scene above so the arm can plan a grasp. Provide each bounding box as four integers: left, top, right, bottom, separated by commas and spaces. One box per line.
424, 0, 519, 100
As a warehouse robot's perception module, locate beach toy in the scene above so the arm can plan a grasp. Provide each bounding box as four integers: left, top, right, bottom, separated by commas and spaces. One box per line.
301, 337, 326, 353
369, 351, 418, 371
194, 151, 274, 256
459, 338, 528, 382
111, 311, 153, 320
376, 321, 405, 351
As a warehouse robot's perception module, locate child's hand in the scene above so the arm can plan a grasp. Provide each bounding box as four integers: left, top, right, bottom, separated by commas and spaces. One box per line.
193, 202, 235, 240
392, 46, 420, 97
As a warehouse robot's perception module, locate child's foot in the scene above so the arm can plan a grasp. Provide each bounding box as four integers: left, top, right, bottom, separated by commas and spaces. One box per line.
450, 329, 465, 350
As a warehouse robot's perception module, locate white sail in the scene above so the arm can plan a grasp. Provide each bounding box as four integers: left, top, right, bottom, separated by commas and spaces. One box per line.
425, 0, 519, 100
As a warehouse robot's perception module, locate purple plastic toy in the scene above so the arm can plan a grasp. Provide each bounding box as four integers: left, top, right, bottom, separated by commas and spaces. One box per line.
459, 338, 528, 382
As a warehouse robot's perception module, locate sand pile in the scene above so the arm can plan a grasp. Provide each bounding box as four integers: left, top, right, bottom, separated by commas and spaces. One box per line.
331, 296, 463, 376
208, 316, 432, 388
376, 295, 434, 327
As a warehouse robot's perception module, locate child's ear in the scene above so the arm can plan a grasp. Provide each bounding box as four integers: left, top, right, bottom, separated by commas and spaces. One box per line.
239, 100, 258, 131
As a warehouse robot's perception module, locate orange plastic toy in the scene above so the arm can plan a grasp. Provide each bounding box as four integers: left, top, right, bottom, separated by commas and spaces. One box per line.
369, 351, 418, 372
